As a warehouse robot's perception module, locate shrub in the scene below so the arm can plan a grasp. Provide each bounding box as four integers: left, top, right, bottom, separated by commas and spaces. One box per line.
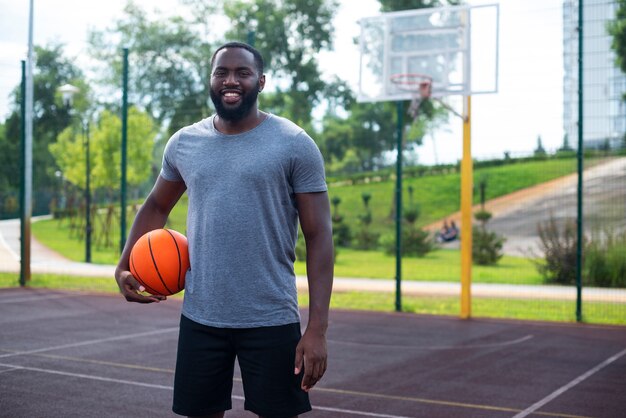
585, 230, 626, 288
474, 210, 492, 225
353, 228, 380, 250
534, 216, 585, 285
472, 227, 505, 265
331, 196, 351, 248
332, 215, 352, 248
380, 226, 434, 257
471, 209, 505, 266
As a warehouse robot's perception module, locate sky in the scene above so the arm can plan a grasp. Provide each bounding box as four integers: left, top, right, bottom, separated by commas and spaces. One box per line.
0, 0, 564, 165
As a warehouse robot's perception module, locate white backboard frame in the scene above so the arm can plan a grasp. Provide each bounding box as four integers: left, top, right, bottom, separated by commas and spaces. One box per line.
357, 3, 499, 103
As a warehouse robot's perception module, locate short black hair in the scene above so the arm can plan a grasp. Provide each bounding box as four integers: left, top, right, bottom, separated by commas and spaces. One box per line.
210, 42, 264, 75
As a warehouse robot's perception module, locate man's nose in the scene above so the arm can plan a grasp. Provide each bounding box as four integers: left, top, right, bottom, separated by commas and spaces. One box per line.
224, 71, 239, 85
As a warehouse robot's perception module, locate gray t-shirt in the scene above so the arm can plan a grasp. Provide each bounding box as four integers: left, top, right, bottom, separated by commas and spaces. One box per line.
160, 114, 327, 328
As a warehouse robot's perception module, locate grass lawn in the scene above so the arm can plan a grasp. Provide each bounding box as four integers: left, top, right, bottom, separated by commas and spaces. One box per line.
2, 272, 623, 325
32, 217, 123, 265
296, 248, 542, 284
328, 157, 583, 234
29, 218, 542, 285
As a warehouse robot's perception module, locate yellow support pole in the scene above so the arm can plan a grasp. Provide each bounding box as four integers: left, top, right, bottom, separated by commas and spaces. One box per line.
460, 95, 472, 319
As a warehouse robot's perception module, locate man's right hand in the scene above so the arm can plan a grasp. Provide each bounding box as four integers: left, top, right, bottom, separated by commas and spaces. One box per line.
115, 269, 167, 303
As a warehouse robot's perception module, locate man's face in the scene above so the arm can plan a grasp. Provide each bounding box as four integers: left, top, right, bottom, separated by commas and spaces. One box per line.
210, 48, 265, 122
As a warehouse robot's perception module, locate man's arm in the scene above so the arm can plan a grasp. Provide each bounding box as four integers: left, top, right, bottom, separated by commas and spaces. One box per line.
115, 175, 187, 303
293, 191, 334, 392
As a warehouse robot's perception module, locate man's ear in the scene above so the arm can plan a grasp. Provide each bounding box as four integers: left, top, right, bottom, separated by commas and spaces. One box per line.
258, 74, 266, 92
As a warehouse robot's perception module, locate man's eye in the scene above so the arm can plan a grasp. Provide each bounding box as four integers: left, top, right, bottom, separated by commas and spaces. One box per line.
213, 71, 226, 77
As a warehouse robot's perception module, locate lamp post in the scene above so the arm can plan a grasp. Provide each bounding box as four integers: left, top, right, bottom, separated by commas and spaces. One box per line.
58, 83, 92, 263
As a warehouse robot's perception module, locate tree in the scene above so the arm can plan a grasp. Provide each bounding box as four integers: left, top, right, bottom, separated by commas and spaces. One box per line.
559, 133, 574, 152
534, 135, 547, 157
50, 108, 155, 192
319, 0, 459, 173
0, 44, 83, 196
378, 0, 460, 12
223, 0, 339, 129
608, 0, 626, 80
88, 1, 221, 133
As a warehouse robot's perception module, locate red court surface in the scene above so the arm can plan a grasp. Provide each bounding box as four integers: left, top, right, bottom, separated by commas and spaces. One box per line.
1, 287, 625, 418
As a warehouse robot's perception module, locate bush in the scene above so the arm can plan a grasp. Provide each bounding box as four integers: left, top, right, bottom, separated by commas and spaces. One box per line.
534, 216, 585, 285
353, 229, 380, 250
380, 226, 434, 257
332, 215, 352, 248
472, 227, 505, 265
585, 231, 626, 288
474, 210, 492, 224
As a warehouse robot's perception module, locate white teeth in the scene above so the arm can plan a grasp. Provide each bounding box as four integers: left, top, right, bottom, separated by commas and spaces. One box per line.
224, 92, 240, 97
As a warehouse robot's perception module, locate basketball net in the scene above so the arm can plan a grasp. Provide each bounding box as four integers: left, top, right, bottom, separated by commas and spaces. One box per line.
390, 73, 465, 121
390, 74, 433, 120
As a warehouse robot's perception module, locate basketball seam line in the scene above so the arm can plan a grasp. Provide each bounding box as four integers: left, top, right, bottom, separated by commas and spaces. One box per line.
165, 229, 183, 290
130, 251, 161, 296
148, 231, 174, 295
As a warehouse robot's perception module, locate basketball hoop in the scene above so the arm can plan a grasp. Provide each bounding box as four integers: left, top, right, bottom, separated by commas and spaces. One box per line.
390, 73, 466, 121
390, 73, 432, 119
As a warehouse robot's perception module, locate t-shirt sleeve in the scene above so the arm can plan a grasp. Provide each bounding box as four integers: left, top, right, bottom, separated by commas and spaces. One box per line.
291, 131, 328, 193
159, 131, 183, 182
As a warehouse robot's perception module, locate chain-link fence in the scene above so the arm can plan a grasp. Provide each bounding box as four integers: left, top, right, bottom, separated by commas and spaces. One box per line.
0, 0, 624, 324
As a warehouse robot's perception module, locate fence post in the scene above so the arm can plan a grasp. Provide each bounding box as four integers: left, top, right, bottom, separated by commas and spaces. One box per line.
576, 0, 584, 322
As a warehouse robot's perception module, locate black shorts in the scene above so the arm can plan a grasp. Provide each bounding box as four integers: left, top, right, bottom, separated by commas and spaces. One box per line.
172, 314, 312, 418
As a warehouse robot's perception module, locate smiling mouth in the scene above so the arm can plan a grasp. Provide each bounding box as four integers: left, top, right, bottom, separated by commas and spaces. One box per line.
221, 90, 242, 104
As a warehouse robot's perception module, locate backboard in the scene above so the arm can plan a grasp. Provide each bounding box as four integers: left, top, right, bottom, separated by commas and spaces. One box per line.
357, 3, 499, 103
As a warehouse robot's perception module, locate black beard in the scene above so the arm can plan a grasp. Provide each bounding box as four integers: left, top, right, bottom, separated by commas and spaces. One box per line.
210, 88, 259, 122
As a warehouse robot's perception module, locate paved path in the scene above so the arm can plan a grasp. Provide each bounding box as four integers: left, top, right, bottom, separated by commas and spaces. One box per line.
2, 158, 626, 303
1, 217, 625, 303
426, 156, 626, 256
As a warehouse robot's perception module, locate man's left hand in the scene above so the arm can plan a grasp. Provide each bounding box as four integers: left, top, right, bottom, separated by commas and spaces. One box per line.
294, 327, 328, 392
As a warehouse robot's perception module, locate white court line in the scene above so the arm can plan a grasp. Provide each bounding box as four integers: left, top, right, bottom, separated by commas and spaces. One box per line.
1, 293, 80, 304
511, 348, 626, 418
0, 362, 414, 418
0, 225, 19, 261
329, 335, 534, 350
0, 327, 178, 359
311, 405, 413, 418
0, 367, 21, 374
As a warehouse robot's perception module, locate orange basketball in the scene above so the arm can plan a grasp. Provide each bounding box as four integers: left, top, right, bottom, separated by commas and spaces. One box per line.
129, 228, 190, 296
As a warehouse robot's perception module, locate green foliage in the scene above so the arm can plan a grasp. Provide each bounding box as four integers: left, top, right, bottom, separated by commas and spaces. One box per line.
559, 133, 574, 153
50, 108, 155, 191
329, 157, 581, 238
585, 230, 626, 288
378, 0, 460, 12
224, 0, 338, 127
333, 218, 352, 248
380, 225, 434, 257
354, 192, 379, 250
321, 98, 449, 173
330, 196, 352, 247
534, 135, 547, 157
88, 1, 216, 130
607, 0, 626, 79
353, 228, 380, 250
472, 209, 505, 266
474, 210, 492, 225
0, 44, 83, 198
472, 227, 505, 266
535, 216, 585, 285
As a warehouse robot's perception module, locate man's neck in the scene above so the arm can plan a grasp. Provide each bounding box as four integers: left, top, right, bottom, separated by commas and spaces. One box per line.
214, 108, 267, 135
